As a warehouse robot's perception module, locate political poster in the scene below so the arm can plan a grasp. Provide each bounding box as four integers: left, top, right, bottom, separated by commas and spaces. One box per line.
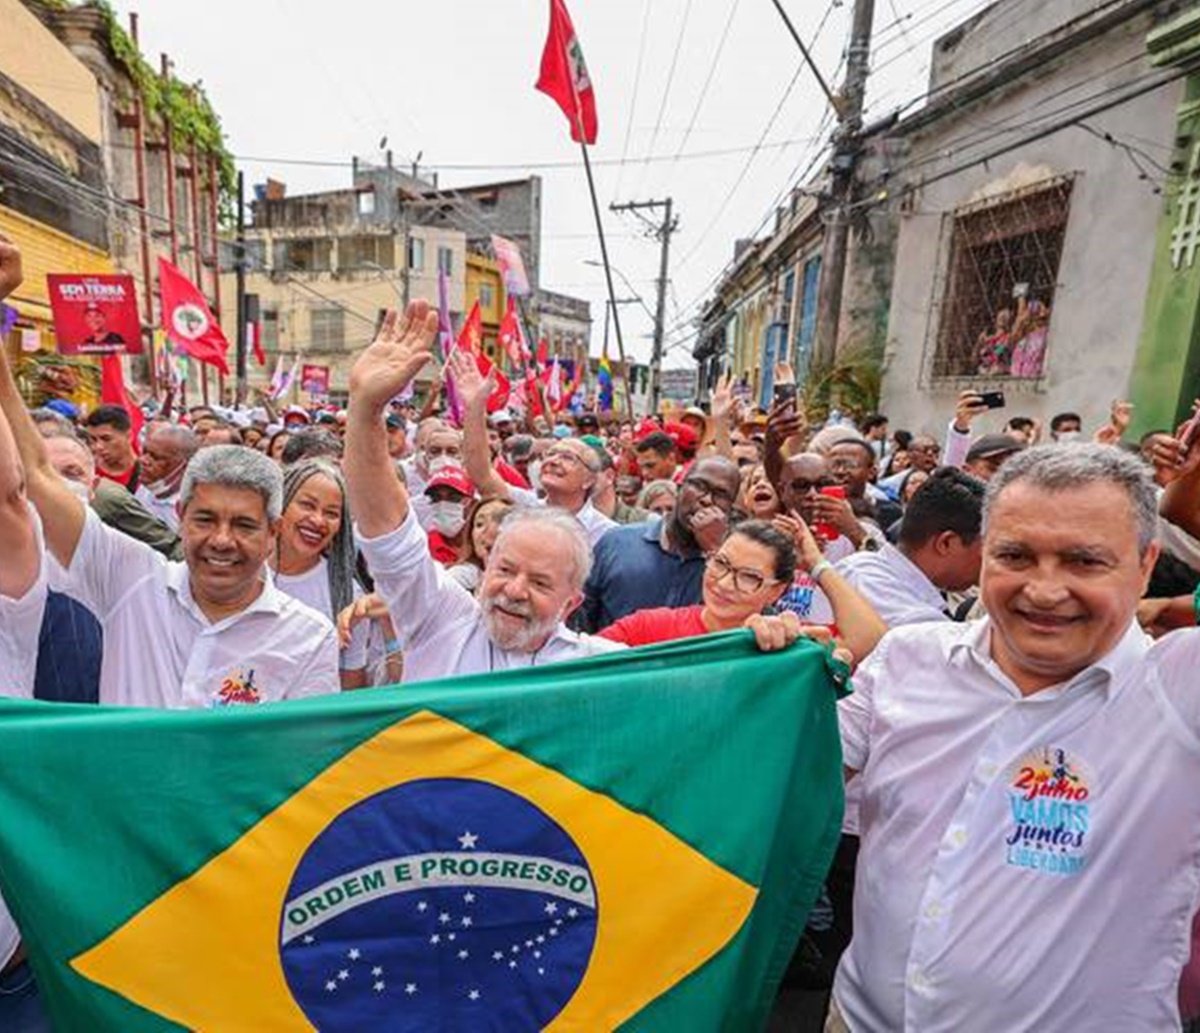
47, 274, 141, 355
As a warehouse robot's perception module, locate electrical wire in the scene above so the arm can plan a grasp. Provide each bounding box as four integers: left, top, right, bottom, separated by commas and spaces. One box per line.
612, 0, 655, 202
669, 0, 743, 168
636, 0, 697, 195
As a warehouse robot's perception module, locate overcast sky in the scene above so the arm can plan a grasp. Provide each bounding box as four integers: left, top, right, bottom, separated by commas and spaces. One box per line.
111, 0, 996, 366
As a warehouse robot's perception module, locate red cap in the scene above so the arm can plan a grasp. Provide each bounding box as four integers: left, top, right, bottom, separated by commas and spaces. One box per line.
424, 466, 476, 498
662, 421, 699, 453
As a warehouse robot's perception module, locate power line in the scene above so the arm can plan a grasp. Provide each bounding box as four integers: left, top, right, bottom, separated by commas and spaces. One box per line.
638, 0, 697, 193
669, 0, 743, 168
612, 0, 655, 202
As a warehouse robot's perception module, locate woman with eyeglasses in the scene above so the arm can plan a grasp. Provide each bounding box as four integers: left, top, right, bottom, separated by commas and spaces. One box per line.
597, 516, 885, 665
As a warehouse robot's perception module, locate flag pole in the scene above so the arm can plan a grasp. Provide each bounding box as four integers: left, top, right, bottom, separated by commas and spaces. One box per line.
577, 139, 635, 422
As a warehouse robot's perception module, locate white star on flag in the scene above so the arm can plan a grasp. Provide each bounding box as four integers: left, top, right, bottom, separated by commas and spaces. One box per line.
371, 966, 383, 977
468, 989, 481, 1000
373, 981, 385, 993
568, 908, 578, 918
509, 960, 517, 969
405, 983, 418, 995
347, 948, 360, 960
325, 980, 337, 992
439, 912, 451, 924
492, 951, 504, 961
337, 970, 349, 981
462, 917, 473, 928
417, 901, 428, 912
430, 934, 441, 945
545, 902, 557, 915
303, 935, 314, 945
458, 949, 469, 959
458, 831, 479, 849
463, 892, 475, 904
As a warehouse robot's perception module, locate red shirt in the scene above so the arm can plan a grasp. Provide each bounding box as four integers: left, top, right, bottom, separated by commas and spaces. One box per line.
495, 458, 531, 490
426, 530, 459, 565
598, 605, 708, 647
98, 460, 140, 493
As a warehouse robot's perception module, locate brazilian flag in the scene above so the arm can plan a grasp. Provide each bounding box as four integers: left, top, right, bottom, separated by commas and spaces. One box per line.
0, 631, 844, 1031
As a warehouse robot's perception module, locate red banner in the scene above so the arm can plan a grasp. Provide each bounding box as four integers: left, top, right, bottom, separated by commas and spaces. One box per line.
47, 274, 141, 355
300, 363, 330, 398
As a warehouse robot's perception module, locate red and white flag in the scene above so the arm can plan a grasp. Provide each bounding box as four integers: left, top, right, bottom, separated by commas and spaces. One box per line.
497, 297, 529, 369
157, 257, 230, 374
535, 0, 598, 145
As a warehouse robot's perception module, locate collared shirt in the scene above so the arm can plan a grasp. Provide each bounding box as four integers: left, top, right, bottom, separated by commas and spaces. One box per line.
508, 487, 617, 548
0, 508, 47, 969
274, 557, 369, 672
577, 516, 706, 633
49, 508, 340, 708
834, 618, 1200, 1032
358, 508, 625, 683
836, 542, 948, 627
134, 483, 181, 531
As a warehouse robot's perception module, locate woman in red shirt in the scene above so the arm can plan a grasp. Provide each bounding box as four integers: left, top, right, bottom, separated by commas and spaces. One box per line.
598, 516, 885, 665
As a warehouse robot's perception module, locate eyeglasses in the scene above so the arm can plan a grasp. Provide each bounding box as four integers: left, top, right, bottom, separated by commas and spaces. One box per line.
682, 475, 736, 506
544, 447, 597, 471
909, 443, 940, 455
786, 477, 835, 494
707, 554, 779, 594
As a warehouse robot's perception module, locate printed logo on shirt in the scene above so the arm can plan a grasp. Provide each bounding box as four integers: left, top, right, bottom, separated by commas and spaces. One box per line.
212, 668, 262, 707
1004, 746, 1091, 877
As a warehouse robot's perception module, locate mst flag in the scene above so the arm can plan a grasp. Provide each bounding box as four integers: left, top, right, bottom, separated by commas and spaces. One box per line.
536, 0, 598, 144
0, 633, 845, 1031
157, 257, 230, 374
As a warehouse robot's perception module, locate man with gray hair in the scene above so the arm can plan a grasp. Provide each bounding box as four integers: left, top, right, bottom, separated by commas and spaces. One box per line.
344, 305, 624, 682
830, 443, 1200, 1032
0, 340, 341, 708
135, 423, 198, 530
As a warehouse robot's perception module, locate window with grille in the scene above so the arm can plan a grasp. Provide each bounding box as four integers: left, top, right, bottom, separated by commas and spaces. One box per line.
437, 246, 453, 276
931, 176, 1073, 381
273, 238, 332, 273
337, 235, 395, 270
310, 308, 345, 351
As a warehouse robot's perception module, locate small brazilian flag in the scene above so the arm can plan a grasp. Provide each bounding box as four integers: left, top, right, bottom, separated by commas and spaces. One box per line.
0, 632, 844, 1031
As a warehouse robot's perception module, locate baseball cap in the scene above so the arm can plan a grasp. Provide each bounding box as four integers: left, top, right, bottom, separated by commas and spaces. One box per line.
424, 466, 475, 497
488, 409, 515, 426
576, 412, 600, 428
662, 421, 699, 454
966, 433, 1026, 463
283, 405, 311, 425
44, 398, 79, 420
385, 412, 406, 430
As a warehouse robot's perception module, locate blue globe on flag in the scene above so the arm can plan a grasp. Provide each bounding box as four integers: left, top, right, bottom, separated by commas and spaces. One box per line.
280, 778, 598, 1030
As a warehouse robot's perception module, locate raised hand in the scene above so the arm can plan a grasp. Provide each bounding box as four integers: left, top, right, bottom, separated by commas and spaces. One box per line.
0, 234, 23, 301
689, 505, 729, 554
710, 371, 735, 423
773, 510, 824, 571
952, 389, 988, 433
446, 347, 495, 413
349, 303, 437, 410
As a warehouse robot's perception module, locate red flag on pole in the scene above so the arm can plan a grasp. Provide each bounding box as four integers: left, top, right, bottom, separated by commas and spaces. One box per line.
457, 300, 484, 354
497, 297, 528, 369
452, 301, 510, 414
535, 0, 598, 145
99, 355, 144, 451
158, 257, 230, 375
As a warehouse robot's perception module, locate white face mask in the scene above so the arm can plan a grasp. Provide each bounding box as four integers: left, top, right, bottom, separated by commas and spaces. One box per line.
424, 454, 460, 477
64, 478, 92, 505
429, 501, 466, 537
1055, 430, 1082, 442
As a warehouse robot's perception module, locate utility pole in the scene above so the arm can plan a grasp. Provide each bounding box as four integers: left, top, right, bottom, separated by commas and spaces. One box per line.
610, 197, 677, 414
234, 170, 248, 405
811, 0, 875, 373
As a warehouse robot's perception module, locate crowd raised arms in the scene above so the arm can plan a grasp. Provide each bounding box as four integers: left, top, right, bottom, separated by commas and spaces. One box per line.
9, 224, 1200, 1029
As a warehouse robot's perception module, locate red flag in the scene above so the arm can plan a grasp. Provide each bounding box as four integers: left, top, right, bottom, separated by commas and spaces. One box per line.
158, 257, 230, 374
452, 301, 510, 414
457, 300, 484, 354
99, 355, 144, 452
536, 337, 549, 371
535, 0, 598, 145
497, 297, 527, 369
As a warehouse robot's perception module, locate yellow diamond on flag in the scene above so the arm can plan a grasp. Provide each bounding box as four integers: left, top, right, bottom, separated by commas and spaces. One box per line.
73, 711, 757, 1030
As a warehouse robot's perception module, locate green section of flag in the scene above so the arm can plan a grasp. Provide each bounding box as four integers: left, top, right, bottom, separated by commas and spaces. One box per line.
0, 631, 844, 1031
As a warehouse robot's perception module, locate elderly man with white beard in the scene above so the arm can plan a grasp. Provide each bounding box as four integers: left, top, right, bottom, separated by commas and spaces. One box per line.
343, 303, 811, 681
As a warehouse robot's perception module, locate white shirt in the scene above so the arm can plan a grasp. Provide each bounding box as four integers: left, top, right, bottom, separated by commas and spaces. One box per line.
134, 483, 181, 531
834, 618, 1200, 1032
274, 557, 369, 671
49, 508, 341, 708
837, 542, 948, 627
508, 487, 617, 548
0, 506, 47, 969
777, 534, 857, 624
357, 508, 625, 684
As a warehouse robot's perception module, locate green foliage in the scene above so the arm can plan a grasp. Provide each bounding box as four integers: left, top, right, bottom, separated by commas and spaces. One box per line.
799, 347, 883, 425
52, 1, 236, 219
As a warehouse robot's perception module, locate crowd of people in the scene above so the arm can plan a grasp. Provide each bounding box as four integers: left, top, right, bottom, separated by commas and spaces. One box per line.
3, 227, 1200, 1031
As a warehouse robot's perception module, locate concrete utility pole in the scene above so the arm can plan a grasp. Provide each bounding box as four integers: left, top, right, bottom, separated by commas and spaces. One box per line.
610, 198, 677, 413
811, 0, 875, 372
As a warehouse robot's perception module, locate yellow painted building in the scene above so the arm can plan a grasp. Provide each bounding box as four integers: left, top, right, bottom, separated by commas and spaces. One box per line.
465, 252, 506, 364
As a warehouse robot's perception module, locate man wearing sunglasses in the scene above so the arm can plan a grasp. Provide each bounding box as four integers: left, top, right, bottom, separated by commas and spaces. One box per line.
576, 457, 742, 632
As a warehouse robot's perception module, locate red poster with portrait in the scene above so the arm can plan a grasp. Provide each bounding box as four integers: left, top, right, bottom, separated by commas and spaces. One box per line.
47, 274, 142, 355
300, 364, 330, 398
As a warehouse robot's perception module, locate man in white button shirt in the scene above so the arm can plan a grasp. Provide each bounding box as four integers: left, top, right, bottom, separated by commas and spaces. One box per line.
0, 336, 340, 708
344, 304, 626, 682
832, 444, 1200, 1032
837, 467, 985, 627
449, 349, 616, 548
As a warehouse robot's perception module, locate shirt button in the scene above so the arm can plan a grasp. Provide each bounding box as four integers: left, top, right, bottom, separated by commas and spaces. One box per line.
908, 968, 930, 992
923, 901, 944, 920
946, 825, 968, 849
979, 761, 998, 780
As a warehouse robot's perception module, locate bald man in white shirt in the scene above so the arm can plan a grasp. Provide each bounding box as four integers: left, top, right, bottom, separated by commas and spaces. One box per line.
831, 444, 1200, 1032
